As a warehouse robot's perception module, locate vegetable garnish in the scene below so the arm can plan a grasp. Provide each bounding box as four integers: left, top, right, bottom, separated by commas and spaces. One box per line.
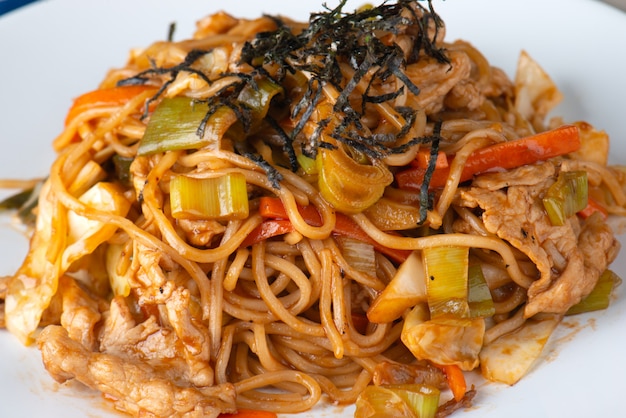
396, 124, 581, 190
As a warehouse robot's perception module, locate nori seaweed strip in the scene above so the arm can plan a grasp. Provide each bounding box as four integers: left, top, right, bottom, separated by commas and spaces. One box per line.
334, 50, 376, 115
167, 22, 176, 42
118, 49, 213, 88
290, 77, 324, 142
419, 120, 442, 224
362, 87, 405, 105
234, 142, 283, 189
302, 117, 331, 159
410, 0, 450, 66
265, 115, 298, 172
118, 49, 216, 119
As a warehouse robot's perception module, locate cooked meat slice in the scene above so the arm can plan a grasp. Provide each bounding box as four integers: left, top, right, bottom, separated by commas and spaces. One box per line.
405, 50, 472, 114
461, 169, 554, 292
472, 161, 555, 190
461, 164, 620, 316
38, 325, 237, 418
100, 296, 213, 388
57, 275, 102, 351
525, 212, 619, 317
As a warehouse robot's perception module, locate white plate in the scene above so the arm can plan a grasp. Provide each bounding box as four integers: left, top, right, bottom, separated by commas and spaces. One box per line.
1, 1, 625, 417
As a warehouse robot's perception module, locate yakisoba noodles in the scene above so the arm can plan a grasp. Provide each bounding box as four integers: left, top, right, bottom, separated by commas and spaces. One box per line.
1, 1, 625, 417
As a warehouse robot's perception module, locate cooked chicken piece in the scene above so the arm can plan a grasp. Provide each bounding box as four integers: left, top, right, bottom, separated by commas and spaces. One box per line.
38, 325, 237, 418
461, 162, 620, 316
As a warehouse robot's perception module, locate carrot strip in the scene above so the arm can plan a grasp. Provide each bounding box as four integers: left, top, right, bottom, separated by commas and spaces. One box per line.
219, 409, 278, 418
411, 148, 449, 169
436, 364, 467, 402
240, 219, 294, 248
396, 124, 581, 190
255, 197, 410, 262
64, 85, 157, 126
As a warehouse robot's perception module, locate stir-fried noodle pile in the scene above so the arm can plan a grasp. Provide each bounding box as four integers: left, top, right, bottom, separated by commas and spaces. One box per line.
1, 1, 625, 417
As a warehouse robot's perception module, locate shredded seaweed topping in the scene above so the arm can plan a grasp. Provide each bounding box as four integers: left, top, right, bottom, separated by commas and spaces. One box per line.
241, 0, 449, 161
119, 0, 449, 198
419, 119, 442, 224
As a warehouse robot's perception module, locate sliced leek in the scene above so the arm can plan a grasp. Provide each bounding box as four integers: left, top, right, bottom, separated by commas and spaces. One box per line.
566, 269, 621, 315
468, 264, 495, 318
296, 152, 318, 175
138, 97, 236, 155
542, 170, 588, 226
169, 173, 249, 221
422, 246, 470, 321
235, 77, 284, 134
